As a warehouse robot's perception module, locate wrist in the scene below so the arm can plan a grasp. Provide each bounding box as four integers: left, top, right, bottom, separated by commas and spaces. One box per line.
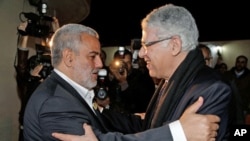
18, 47, 29, 51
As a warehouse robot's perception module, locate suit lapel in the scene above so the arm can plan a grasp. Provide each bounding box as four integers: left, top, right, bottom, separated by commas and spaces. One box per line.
50, 71, 109, 132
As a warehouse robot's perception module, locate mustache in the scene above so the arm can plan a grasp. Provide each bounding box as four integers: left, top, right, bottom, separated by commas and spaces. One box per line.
92, 69, 100, 74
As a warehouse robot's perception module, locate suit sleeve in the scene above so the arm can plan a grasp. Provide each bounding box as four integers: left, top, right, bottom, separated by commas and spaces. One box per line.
38, 92, 174, 141
93, 124, 173, 141
101, 109, 143, 133
185, 81, 232, 141
39, 95, 91, 140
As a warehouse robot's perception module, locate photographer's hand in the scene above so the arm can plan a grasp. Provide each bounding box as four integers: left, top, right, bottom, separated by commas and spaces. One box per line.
30, 64, 43, 77
52, 17, 60, 32
17, 21, 29, 36
18, 21, 28, 32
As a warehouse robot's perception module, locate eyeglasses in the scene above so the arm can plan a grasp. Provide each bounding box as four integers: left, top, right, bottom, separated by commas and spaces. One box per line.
141, 36, 173, 48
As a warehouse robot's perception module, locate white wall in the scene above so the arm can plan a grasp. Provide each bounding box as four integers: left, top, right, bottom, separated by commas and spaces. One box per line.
221, 40, 250, 69
102, 46, 130, 66
0, 0, 35, 140
204, 40, 250, 69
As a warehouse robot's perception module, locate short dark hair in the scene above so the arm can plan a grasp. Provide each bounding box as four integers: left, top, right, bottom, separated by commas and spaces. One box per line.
236, 55, 248, 63
113, 49, 132, 60
197, 43, 210, 52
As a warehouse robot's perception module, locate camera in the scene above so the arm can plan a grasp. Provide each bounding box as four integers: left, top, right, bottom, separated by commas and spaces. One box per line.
29, 44, 53, 79
113, 59, 126, 75
94, 69, 108, 100
18, 12, 53, 38
110, 46, 127, 75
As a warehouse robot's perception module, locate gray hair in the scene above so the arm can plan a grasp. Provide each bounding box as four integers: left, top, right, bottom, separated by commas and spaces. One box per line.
141, 4, 199, 51
50, 24, 99, 67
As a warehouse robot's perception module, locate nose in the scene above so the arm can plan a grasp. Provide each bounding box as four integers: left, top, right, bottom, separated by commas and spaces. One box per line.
96, 56, 103, 68
138, 47, 147, 58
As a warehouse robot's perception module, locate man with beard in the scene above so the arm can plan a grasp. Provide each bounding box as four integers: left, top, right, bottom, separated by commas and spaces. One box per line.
51, 4, 229, 141
24, 23, 220, 141
224, 55, 250, 120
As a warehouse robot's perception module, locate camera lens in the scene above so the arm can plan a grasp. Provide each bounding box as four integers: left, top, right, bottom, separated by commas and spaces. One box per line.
97, 88, 107, 99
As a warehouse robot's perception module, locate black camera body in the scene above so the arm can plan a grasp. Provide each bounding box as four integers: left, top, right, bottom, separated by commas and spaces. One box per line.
26, 19, 50, 38
110, 46, 127, 75
28, 44, 53, 79
95, 69, 108, 100
19, 12, 53, 38
28, 54, 53, 79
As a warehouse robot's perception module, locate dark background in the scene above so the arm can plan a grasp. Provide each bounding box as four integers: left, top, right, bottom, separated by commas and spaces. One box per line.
80, 0, 250, 46
81, 0, 250, 46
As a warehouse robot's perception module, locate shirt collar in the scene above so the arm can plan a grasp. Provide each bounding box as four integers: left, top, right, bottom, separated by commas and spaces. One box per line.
54, 69, 95, 112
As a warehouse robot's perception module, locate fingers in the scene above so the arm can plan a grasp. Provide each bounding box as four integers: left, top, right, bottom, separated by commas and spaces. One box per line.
204, 115, 219, 141
83, 123, 95, 136
209, 138, 216, 141
52, 132, 74, 141
184, 97, 204, 114
206, 114, 221, 123
209, 118, 219, 139
18, 21, 28, 31
211, 122, 219, 131
31, 64, 43, 76
211, 131, 217, 138
83, 123, 98, 141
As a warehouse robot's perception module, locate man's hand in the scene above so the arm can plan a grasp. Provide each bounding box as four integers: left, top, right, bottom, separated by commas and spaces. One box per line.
52, 124, 97, 141
180, 97, 220, 141
134, 112, 145, 120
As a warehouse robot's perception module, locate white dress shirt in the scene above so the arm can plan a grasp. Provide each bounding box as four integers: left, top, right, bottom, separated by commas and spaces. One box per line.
54, 69, 96, 113
170, 120, 187, 141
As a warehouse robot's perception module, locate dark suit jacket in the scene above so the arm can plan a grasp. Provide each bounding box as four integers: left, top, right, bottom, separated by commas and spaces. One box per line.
23, 71, 174, 141
102, 67, 232, 141
144, 67, 232, 141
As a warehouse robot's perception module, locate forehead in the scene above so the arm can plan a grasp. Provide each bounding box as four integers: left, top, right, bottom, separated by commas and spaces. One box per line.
142, 27, 160, 41
201, 48, 210, 56
237, 57, 247, 62
238, 57, 246, 60
123, 54, 132, 61
80, 33, 101, 52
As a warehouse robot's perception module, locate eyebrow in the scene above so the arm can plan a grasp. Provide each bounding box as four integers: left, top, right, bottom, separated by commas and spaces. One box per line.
89, 51, 100, 55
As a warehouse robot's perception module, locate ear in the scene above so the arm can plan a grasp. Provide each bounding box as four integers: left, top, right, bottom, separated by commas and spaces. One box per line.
170, 36, 182, 56
62, 48, 74, 67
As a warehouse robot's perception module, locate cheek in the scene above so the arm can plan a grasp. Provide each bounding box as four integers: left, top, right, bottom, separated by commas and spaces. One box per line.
152, 53, 164, 67
75, 60, 93, 75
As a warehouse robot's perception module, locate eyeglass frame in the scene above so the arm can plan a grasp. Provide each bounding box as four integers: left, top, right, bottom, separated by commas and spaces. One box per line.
141, 36, 173, 49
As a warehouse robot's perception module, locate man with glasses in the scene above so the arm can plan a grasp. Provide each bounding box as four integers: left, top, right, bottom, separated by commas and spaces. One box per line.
138, 4, 231, 140
139, 3, 231, 140
52, 4, 229, 141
